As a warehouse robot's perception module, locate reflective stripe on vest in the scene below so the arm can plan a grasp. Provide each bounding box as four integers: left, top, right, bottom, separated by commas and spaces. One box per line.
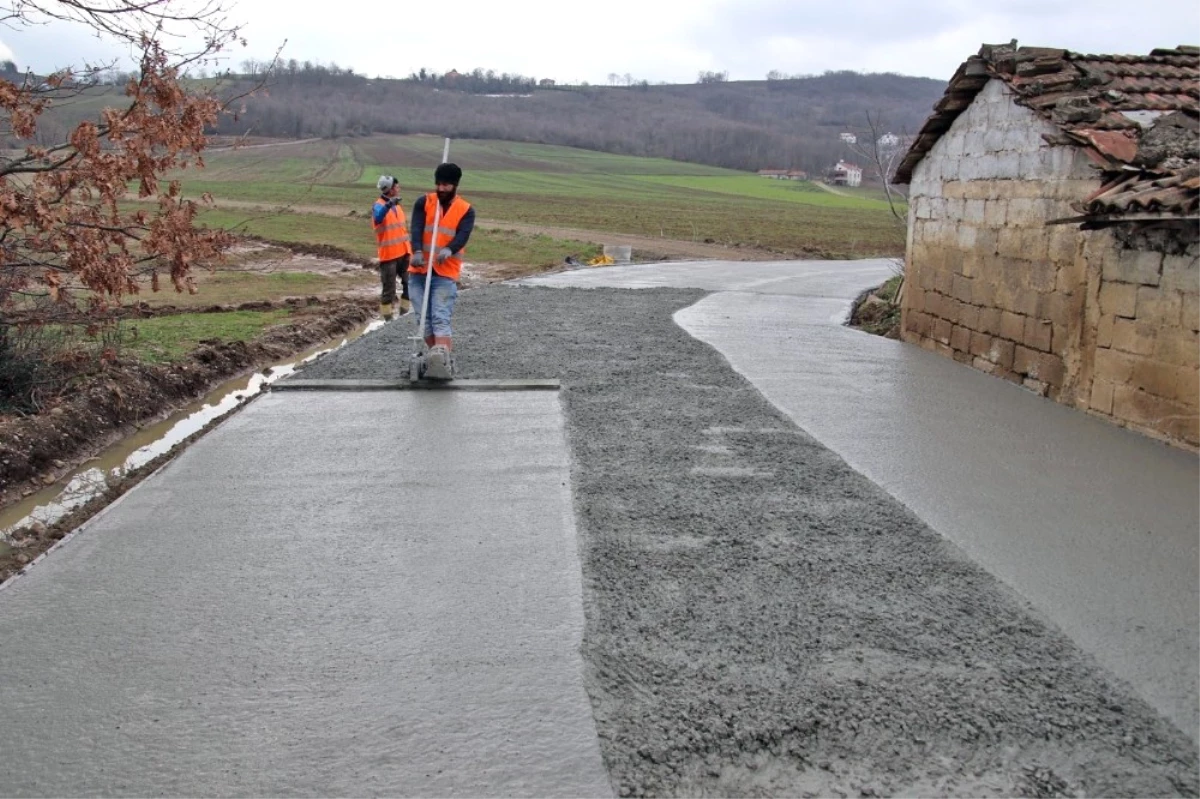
373, 200, 413, 262
414, 193, 471, 281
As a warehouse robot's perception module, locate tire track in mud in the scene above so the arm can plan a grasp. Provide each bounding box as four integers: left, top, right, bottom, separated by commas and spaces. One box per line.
298, 285, 1199, 798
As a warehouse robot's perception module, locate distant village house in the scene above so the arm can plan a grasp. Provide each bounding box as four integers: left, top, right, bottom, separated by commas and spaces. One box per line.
829, 160, 863, 187
893, 42, 1199, 448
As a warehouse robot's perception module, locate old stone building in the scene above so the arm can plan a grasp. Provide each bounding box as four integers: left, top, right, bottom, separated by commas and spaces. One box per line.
894, 43, 1199, 449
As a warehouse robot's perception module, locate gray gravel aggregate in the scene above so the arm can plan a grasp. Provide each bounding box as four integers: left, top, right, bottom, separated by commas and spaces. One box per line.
297, 284, 1199, 798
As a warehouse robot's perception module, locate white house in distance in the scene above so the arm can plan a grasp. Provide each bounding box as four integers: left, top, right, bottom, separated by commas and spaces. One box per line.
829, 160, 863, 186
878, 132, 901, 148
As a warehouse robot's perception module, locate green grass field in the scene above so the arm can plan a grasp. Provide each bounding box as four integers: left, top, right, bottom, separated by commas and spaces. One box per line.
126, 267, 370, 309
174, 134, 906, 259
117, 309, 294, 363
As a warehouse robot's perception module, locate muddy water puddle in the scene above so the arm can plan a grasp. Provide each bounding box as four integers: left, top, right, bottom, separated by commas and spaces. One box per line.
0, 320, 384, 542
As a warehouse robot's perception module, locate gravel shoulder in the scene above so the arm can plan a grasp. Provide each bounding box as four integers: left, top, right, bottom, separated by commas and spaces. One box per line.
296, 285, 1199, 798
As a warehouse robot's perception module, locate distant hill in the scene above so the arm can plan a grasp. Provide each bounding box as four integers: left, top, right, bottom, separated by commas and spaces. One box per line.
14, 68, 947, 177
212, 69, 946, 177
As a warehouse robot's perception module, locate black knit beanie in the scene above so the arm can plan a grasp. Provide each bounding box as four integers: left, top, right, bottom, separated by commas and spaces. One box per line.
434, 162, 462, 185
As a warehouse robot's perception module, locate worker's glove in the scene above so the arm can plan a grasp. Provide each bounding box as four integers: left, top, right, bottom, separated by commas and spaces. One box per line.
411, 250, 425, 266
436, 247, 453, 262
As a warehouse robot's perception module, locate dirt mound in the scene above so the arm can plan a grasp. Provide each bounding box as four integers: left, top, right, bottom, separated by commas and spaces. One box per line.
849, 289, 901, 338
849, 278, 903, 339
246, 236, 374, 268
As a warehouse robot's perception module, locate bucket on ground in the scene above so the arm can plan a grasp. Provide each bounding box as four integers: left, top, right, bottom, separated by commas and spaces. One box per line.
603, 245, 632, 264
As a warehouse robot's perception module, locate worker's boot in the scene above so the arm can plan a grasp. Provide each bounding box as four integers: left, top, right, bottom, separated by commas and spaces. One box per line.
379, 302, 394, 319
424, 344, 453, 381
398, 297, 412, 315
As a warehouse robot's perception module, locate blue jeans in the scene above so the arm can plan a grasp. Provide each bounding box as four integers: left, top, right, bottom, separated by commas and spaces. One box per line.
408, 272, 458, 339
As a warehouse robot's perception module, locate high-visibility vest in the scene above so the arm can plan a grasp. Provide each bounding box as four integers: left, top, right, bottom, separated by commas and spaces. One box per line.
410, 193, 470, 281
373, 199, 412, 262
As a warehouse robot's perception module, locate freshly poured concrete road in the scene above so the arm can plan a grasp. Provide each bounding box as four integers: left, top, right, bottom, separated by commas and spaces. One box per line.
527, 259, 1200, 742
0, 391, 611, 797
2, 257, 1196, 796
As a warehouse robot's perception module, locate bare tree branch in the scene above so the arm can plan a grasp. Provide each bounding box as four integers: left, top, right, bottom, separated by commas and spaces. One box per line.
843, 110, 912, 225
1, 0, 255, 327
2, 0, 242, 59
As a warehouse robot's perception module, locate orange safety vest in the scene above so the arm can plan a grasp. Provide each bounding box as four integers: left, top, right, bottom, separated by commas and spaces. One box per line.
373, 199, 412, 262
409, 193, 470, 281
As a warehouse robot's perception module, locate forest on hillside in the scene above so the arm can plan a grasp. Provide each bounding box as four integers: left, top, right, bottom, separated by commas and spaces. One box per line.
204, 65, 945, 175
12, 61, 947, 177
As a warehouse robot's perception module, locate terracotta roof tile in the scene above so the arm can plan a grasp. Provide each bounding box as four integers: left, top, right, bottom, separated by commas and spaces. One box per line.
894, 42, 1199, 224
1076, 165, 1200, 224
1077, 129, 1140, 162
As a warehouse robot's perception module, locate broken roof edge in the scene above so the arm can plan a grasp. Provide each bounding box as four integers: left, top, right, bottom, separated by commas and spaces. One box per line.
1051, 214, 1200, 233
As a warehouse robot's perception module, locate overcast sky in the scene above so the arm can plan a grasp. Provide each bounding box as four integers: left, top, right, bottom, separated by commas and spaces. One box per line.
1, 0, 1197, 85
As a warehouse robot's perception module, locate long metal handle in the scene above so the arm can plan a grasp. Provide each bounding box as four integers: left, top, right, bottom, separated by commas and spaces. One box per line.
415, 137, 452, 345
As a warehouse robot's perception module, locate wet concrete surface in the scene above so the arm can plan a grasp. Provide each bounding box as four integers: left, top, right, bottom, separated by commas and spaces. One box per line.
528, 259, 1200, 743
3, 258, 1198, 797
677, 292, 1200, 743
0, 336, 343, 540
0, 391, 610, 797
530, 258, 898, 301
301, 273, 1198, 796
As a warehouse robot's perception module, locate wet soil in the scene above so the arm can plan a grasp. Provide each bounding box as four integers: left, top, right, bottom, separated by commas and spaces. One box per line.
299, 285, 1199, 797
231, 237, 375, 272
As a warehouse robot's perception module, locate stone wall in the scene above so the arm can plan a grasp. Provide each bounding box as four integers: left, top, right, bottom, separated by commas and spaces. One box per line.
901, 80, 1200, 448
1083, 228, 1199, 446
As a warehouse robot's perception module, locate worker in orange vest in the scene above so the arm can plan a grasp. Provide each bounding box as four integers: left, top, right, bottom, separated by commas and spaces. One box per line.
372, 175, 413, 318
408, 162, 474, 380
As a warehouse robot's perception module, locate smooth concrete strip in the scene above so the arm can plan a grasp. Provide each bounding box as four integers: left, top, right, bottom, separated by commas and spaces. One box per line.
525, 258, 897, 300
0, 391, 611, 797
676, 290, 1200, 742
275, 378, 561, 391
